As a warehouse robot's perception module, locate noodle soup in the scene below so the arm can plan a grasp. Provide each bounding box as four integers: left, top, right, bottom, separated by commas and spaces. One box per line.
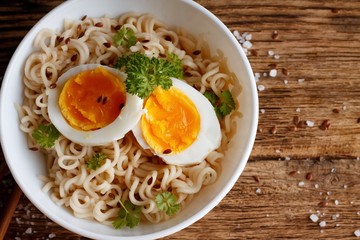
18, 13, 239, 228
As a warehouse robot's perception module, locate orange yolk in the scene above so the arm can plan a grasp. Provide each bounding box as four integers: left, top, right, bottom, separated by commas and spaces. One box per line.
141, 86, 200, 154
59, 67, 126, 131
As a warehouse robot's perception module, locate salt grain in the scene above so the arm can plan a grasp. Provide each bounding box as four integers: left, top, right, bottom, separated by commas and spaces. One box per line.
315, 184, 319, 189
242, 41, 253, 49
334, 200, 339, 205
309, 214, 319, 222
296, 108, 301, 112
269, 69, 277, 77
257, 85, 265, 91
274, 54, 280, 60
233, 30, 241, 39
298, 78, 305, 83
254, 72, 261, 82
354, 229, 360, 237
268, 50, 274, 56
298, 181, 305, 187
256, 188, 262, 194
306, 120, 315, 127
284, 79, 288, 84
284, 156, 291, 161
25, 228, 32, 234
245, 33, 252, 41
49, 233, 56, 239
319, 221, 326, 227
260, 109, 265, 114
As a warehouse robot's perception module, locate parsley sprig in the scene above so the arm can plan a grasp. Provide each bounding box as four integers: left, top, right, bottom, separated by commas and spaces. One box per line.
204, 90, 235, 119
32, 123, 60, 148
115, 52, 183, 99
114, 26, 137, 48
112, 200, 141, 229
87, 153, 108, 170
155, 191, 180, 216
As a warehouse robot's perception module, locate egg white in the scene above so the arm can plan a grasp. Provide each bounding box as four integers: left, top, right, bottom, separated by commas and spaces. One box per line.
47, 64, 143, 146
132, 77, 221, 166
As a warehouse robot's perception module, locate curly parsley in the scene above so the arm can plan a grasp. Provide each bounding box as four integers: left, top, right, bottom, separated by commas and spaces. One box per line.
112, 200, 141, 229
204, 89, 235, 119
32, 123, 60, 149
114, 52, 183, 99
114, 26, 137, 48
87, 153, 108, 170
155, 191, 180, 216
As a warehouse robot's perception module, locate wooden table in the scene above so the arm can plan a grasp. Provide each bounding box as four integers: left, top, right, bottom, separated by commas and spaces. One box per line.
1, 0, 360, 239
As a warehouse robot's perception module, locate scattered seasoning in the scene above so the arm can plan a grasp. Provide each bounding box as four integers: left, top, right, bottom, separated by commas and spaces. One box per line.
81, 15, 87, 21
272, 30, 279, 40
49, 233, 56, 239
332, 108, 340, 114
318, 201, 328, 207
296, 107, 301, 113
253, 175, 261, 183
289, 170, 297, 176
192, 50, 202, 55
309, 214, 319, 222
184, 72, 193, 77
270, 126, 277, 134
260, 109, 265, 114
250, 49, 258, 56
284, 79, 288, 84
282, 68, 289, 76
49, 83, 57, 89
255, 188, 262, 194
319, 221, 326, 228
306, 172, 313, 181
319, 119, 331, 130
163, 149, 172, 154
71, 54, 78, 62
334, 200, 339, 205
284, 156, 291, 161
298, 181, 305, 187
257, 126, 263, 133
298, 78, 305, 83
314, 183, 319, 189
95, 22, 104, 27
306, 120, 315, 127
354, 229, 360, 237
103, 42, 111, 48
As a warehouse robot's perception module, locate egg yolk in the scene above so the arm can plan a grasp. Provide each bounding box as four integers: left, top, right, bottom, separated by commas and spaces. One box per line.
59, 67, 126, 131
141, 86, 200, 155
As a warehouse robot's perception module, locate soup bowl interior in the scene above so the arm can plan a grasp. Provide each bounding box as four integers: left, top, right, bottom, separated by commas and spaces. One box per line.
0, 0, 258, 239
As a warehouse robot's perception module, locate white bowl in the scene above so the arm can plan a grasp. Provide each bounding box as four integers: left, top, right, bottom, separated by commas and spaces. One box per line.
0, 0, 258, 239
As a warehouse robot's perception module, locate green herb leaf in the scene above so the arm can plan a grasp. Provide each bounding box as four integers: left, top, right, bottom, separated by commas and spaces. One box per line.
155, 191, 180, 216
87, 153, 108, 170
113, 200, 141, 229
115, 52, 183, 99
204, 90, 235, 119
114, 26, 137, 48
32, 123, 60, 148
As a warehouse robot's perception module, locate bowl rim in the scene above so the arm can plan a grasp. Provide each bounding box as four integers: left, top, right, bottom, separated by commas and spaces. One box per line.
0, 0, 258, 239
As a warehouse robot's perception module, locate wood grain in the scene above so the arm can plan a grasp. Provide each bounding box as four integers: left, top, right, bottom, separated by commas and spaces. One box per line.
1, 0, 360, 239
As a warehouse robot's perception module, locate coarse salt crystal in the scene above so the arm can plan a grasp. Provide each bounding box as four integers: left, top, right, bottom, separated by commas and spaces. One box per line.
334, 200, 339, 205
260, 109, 265, 114
269, 69, 277, 77
296, 108, 301, 112
306, 120, 315, 127
310, 214, 319, 222
275, 149, 281, 153
319, 221, 326, 227
315, 184, 319, 189
284, 156, 291, 161
255, 188, 262, 194
298, 78, 305, 83
25, 227, 32, 234
242, 41, 253, 49
263, 72, 268, 77
245, 33, 252, 41
274, 54, 280, 60
327, 191, 331, 196
257, 85, 265, 91
331, 168, 336, 173
254, 72, 261, 82
233, 30, 241, 39
332, 214, 338, 220
268, 50, 274, 56
298, 181, 305, 187
49, 233, 56, 238
15, 237, 21, 240
357, 211, 360, 216
354, 229, 360, 237
284, 79, 288, 84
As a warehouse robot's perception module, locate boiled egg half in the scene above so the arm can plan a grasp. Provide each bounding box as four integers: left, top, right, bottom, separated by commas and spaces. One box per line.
132, 77, 221, 166
47, 64, 143, 145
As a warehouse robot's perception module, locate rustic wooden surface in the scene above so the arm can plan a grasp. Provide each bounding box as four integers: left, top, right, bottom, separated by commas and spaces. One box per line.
1, 0, 360, 239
